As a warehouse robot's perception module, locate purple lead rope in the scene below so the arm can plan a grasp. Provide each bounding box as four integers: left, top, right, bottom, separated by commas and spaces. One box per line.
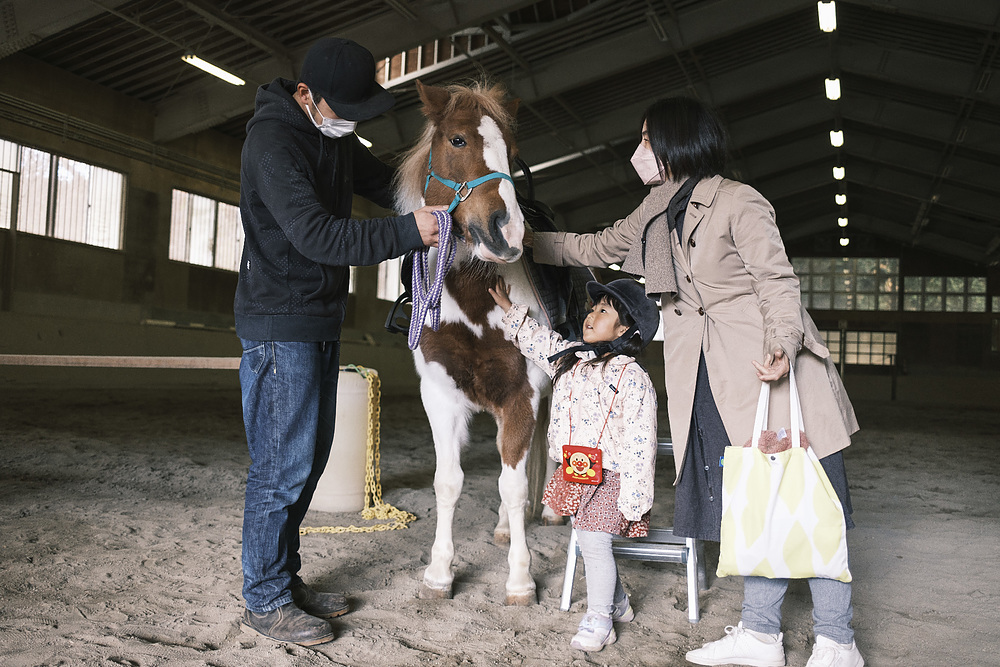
408, 209, 458, 350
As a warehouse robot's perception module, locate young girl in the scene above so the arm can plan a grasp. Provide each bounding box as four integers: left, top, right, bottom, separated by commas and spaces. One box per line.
489, 276, 660, 652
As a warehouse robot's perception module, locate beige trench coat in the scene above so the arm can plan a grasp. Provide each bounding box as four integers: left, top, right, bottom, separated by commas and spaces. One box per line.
533, 175, 859, 482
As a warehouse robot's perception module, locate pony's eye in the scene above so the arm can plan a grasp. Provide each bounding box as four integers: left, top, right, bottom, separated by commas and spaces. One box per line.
450, 136, 467, 148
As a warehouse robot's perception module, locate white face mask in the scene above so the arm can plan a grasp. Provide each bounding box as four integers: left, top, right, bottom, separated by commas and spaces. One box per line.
630, 143, 666, 185
307, 96, 357, 138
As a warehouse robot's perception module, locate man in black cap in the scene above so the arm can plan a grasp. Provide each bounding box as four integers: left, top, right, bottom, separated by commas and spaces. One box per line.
235, 37, 445, 646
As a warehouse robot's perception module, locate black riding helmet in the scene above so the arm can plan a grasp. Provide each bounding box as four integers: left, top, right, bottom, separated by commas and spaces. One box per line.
586, 279, 660, 351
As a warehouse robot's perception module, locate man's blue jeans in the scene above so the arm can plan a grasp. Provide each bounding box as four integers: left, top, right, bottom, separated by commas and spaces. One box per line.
239, 338, 340, 613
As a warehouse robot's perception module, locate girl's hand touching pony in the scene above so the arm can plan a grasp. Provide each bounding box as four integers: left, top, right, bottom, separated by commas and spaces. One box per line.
488, 276, 513, 312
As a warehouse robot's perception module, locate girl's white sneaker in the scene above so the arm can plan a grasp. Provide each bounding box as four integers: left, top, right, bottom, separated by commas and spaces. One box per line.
570, 612, 616, 652
611, 594, 635, 622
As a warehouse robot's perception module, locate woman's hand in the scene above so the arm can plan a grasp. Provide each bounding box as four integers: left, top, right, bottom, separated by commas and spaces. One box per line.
752, 349, 790, 382
488, 276, 513, 311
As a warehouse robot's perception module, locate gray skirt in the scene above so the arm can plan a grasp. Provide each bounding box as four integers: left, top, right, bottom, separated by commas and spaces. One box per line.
672, 353, 854, 542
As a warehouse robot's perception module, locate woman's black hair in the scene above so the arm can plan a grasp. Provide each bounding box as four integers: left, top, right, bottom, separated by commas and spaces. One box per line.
643, 96, 728, 182
552, 294, 644, 385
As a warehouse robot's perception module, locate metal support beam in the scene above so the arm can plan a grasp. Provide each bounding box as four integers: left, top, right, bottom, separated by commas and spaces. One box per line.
0, 0, 130, 58
153, 0, 537, 142
174, 0, 295, 78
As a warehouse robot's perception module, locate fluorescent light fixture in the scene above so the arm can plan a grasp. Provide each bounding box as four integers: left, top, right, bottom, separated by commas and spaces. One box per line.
825, 78, 841, 100
838, 217, 849, 227
512, 145, 605, 177
182, 54, 245, 86
818, 1, 837, 32
356, 135, 373, 148
830, 130, 844, 147
839, 237, 850, 247
836, 194, 847, 205
608, 263, 622, 271
833, 166, 845, 180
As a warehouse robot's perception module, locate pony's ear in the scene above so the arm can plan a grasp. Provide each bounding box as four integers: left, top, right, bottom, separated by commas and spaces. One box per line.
506, 97, 521, 118
416, 80, 451, 122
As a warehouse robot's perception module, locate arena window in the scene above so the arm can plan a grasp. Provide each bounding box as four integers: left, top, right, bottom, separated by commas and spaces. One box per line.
168, 189, 243, 271
1, 138, 125, 250
792, 257, 899, 311
376, 257, 404, 301
819, 330, 898, 367
903, 276, 987, 313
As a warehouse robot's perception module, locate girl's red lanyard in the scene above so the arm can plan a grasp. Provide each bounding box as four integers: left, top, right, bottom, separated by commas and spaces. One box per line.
566, 361, 631, 449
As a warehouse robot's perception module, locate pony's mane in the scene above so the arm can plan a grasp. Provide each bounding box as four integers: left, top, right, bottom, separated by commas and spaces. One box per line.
394, 81, 516, 213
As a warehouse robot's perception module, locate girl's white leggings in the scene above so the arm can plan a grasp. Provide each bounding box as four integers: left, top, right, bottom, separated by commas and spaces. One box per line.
575, 528, 627, 617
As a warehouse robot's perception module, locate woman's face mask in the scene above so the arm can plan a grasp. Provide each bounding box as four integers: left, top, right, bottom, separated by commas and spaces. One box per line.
307, 95, 357, 138
630, 142, 666, 185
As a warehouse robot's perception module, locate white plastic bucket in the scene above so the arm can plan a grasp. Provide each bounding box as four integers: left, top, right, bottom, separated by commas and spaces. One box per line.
309, 367, 374, 513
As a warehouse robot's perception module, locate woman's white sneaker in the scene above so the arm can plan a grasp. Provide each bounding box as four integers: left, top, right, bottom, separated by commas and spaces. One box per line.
805, 636, 865, 667
685, 622, 785, 666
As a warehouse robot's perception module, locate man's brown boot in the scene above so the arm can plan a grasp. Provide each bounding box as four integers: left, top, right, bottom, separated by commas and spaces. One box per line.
290, 581, 350, 619
241, 601, 335, 646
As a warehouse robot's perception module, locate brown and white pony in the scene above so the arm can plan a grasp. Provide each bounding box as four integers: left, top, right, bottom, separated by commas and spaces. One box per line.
394, 80, 552, 605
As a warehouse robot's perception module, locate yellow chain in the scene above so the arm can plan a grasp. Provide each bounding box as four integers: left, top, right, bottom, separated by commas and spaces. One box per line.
300, 365, 417, 535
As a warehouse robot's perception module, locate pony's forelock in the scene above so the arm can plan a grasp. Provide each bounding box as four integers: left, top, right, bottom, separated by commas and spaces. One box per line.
394, 81, 516, 214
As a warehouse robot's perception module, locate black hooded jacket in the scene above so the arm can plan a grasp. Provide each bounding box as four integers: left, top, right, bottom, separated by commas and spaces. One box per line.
234, 78, 423, 342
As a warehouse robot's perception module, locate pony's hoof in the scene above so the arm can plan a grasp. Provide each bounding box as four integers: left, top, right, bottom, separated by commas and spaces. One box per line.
505, 589, 536, 606
418, 582, 452, 600
493, 530, 511, 545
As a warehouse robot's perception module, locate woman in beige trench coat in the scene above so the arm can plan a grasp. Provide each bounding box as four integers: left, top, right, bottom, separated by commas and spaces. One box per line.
529, 97, 864, 667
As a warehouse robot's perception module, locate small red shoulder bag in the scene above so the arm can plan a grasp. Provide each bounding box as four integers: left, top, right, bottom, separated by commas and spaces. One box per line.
561, 364, 629, 485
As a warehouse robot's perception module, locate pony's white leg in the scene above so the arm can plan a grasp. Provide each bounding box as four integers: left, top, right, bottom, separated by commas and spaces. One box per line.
416, 360, 472, 599
539, 455, 565, 525
421, 404, 468, 598
498, 458, 535, 605
494, 499, 510, 545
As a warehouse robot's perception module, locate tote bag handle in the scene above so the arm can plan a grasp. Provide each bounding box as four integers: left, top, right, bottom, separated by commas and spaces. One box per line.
749, 367, 805, 449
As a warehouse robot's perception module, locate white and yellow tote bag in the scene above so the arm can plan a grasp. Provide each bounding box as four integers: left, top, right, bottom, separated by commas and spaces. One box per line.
717, 369, 851, 582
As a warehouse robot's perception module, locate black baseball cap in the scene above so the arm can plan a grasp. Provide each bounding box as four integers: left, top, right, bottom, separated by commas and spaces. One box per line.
299, 37, 395, 121
586, 279, 660, 349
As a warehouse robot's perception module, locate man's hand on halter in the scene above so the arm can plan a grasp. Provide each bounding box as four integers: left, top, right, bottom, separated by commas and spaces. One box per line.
752, 348, 791, 382
413, 205, 449, 247
488, 276, 513, 312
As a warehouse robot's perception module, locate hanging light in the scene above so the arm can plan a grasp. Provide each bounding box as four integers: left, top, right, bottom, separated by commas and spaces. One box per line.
838, 217, 849, 227
836, 194, 847, 205
830, 130, 844, 147
182, 55, 245, 86
825, 78, 842, 100
833, 166, 845, 180
839, 237, 850, 247
356, 135, 373, 148
818, 1, 837, 32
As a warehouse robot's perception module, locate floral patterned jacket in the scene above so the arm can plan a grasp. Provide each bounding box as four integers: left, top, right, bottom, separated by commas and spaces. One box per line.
501, 304, 658, 521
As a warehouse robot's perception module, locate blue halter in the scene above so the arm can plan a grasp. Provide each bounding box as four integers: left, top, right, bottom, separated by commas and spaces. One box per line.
423, 147, 515, 213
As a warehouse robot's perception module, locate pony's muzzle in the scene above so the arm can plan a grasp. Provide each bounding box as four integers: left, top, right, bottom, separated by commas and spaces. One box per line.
468, 218, 523, 263
495, 210, 526, 259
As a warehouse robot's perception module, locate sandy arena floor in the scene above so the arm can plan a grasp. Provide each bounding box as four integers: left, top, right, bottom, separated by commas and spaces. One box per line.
1, 385, 997, 666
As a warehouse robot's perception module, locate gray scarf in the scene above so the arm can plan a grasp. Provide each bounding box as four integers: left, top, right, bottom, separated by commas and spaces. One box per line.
621, 178, 695, 296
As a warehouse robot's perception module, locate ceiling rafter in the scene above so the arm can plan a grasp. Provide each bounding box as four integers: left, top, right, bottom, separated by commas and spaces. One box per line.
4, 0, 1000, 264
